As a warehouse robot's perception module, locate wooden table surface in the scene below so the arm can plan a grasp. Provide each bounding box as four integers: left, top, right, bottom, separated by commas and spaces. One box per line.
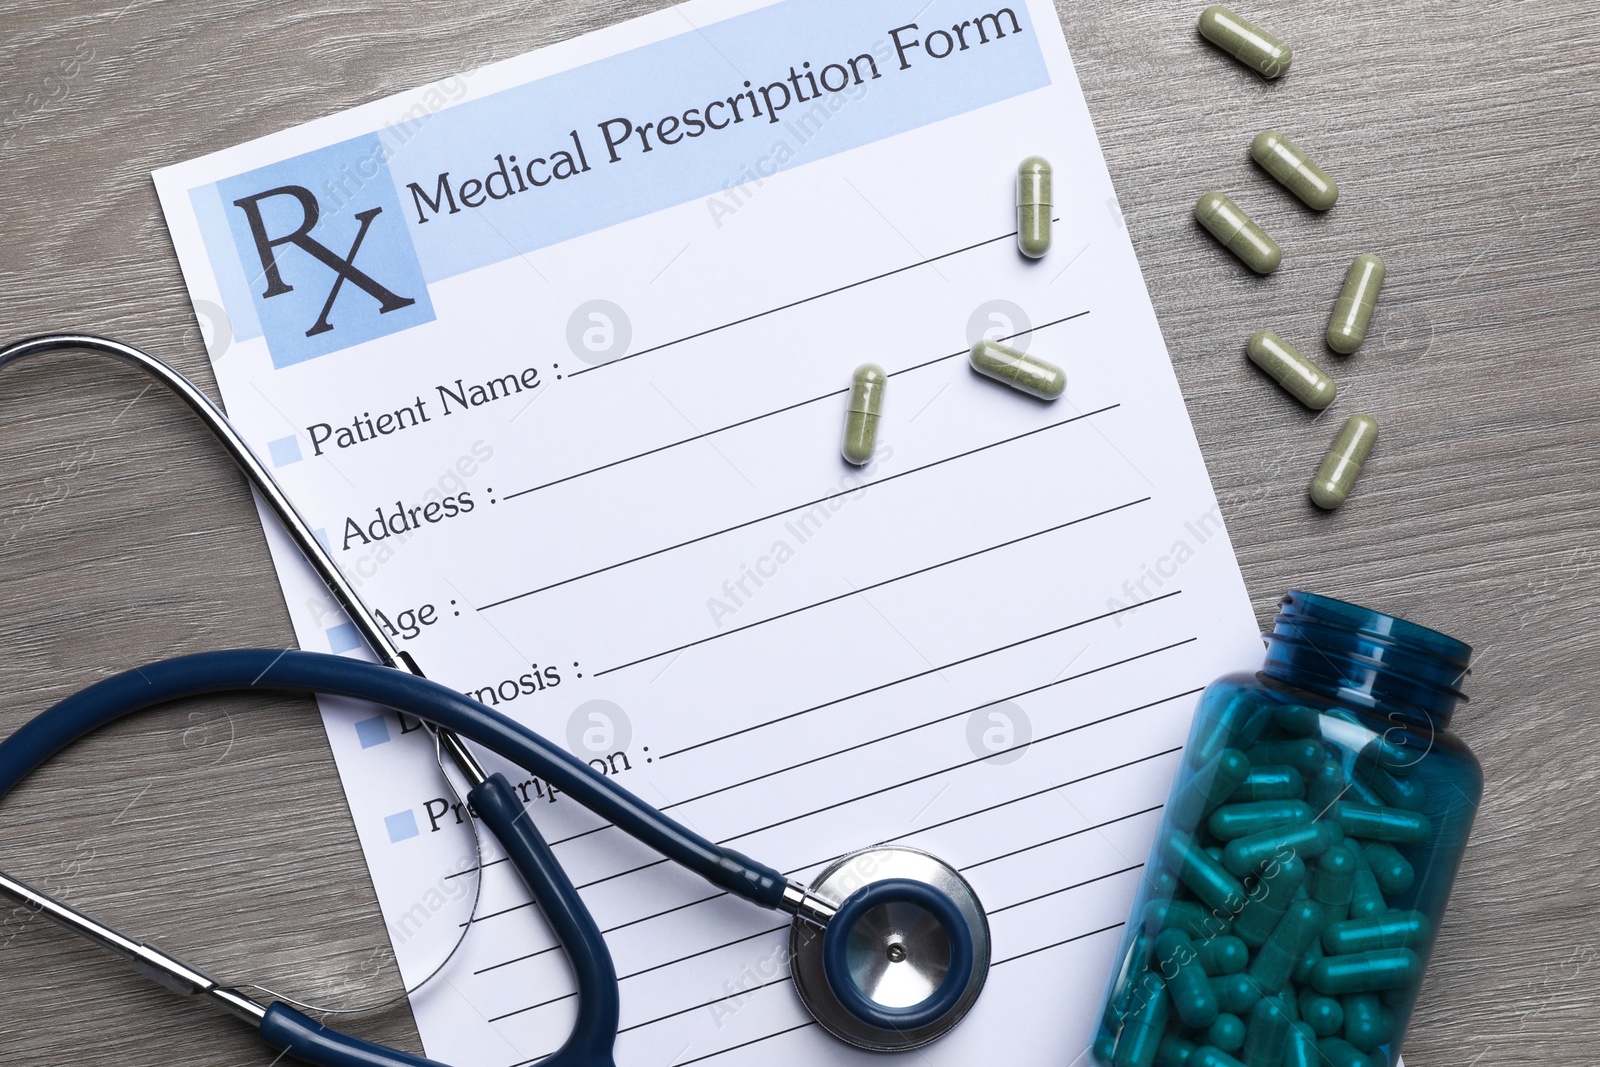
1, 1, 1595, 1063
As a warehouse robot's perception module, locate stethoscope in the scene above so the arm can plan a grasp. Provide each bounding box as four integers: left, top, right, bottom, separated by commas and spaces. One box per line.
0, 335, 990, 1065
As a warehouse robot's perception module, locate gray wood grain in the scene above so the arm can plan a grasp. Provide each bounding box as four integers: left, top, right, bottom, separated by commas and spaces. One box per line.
0, 0, 1595, 1063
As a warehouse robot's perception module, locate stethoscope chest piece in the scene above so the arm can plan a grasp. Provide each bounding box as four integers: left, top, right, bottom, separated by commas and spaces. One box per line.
789, 846, 989, 1051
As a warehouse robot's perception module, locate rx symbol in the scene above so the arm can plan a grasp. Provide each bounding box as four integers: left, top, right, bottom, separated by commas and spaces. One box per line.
232, 185, 416, 338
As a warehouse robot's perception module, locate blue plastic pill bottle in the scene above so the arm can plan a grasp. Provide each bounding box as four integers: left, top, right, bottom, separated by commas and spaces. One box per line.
1091, 591, 1481, 1067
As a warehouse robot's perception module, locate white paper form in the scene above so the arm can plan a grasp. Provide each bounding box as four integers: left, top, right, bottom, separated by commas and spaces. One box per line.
153, 1, 1264, 1063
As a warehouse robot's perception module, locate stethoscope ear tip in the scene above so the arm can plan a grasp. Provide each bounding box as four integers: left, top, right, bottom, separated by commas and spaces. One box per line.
789, 846, 989, 1052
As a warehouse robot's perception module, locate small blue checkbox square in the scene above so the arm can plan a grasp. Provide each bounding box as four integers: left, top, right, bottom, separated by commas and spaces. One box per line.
327, 623, 363, 654
268, 435, 302, 467
355, 715, 391, 749
385, 810, 419, 843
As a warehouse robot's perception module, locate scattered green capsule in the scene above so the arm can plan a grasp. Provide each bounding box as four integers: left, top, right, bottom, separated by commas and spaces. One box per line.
1211, 973, 1262, 1016
1327, 254, 1386, 354
1117, 972, 1170, 1067
1342, 993, 1388, 1052
1311, 845, 1358, 924
1361, 842, 1416, 896
1241, 997, 1291, 1067
1251, 131, 1338, 211
1333, 801, 1432, 844
841, 363, 886, 465
1156, 1035, 1198, 1067
1245, 331, 1336, 410
1174, 748, 1254, 830
1196, 935, 1250, 975
968, 339, 1066, 400
1158, 929, 1221, 1028
1323, 911, 1431, 955
1209, 800, 1315, 841
1234, 854, 1306, 947
1301, 993, 1343, 1038
1247, 738, 1327, 776
1017, 156, 1052, 259
1317, 1038, 1368, 1067
1249, 899, 1324, 993
1223, 821, 1339, 876
1311, 949, 1421, 994
1229, 765, 1305, 802
1285, 1022, 1319, 1067
1190, 1044, 1247, 1067
1273, 704, 1322, 738
1195, 192, 1282, 274
1309, 414, 1378, 510
1165, 831, 1250, 912
1197, 6, 1293, 78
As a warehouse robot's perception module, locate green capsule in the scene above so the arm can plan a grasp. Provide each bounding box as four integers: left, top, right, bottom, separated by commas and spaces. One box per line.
1241, 997, 1291, 1067
1327, 255, 1386, 354
1173, 749, 1254, 830
841, 363, 886, 465
1196, 935, 1249, 975
1361, 843, 1416, 896
1311, 845, 1358, 924
1234, 854, 1306, 947
1249, 899, 1324, 993
1209, 800, 1315, 842
1246, 738, 1327, 776
1251, 131, 1338, 211
1164, 832, 1250, 913
1347, 845, 1388, 920
1317, 1038, 1368, 1067
1197, 6, 1293, 78
1223, 821, 1339, 877
1157, 929, 1220, 1028
1245, 331, 1336, 410
1211, 973, 1262, 1016
969, 339, 1066, 400
1147, 898, 1222, 940
1195, 192, 1282, 274
1323, 911, 1431, 955
1311, 949, 1421, 994
1301, 993, 1344, 1038
1190, 1045, 1247, 1067
1156, 1034, 1197, 1067
1304, 762, 1349, 813
1191, 692, 1273, 768
1017, 156, 1052, 259
1206, 1016, 1246, 1054
1333, 801, 1432, 844
1116, 972, 1170, 1067
1342, 993, 1388, 1052
1229, 766, 1305, 803
1272, 704, 1322, 738
1309, 414, 1378, 510
1285, 1022, 1319, 1067
1369, 768, 1427, 811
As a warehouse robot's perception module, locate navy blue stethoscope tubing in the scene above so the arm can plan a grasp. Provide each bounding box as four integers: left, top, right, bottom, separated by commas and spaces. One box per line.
0, 648, 787, 1067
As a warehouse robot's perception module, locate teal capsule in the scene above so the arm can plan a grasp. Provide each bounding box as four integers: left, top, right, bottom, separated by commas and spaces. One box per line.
1095, 1028, 1119, 1064
1164, 832, 1250, 913
1251, 131, 1338, 211
841, 363, 886, 465
1246, 738, 1327, 776
1317, 1038, 1368, 1067
1301, 993, 1343, 1038
1246, 331, 1336, 410
1309, 414, 1378, 510
1105, 927, 1152, 1032
1361, 842, 1416, 896
1327, 254, 1386, 354
1197, 6, 1293, 78
1207, 1015, 1246, 1053
1189, 1045, 1246, 1067
1347, 846, 1388, 920
1017, 156, 1052, 259
1323, 911, 1430, 955
1209, 800, 1315, 842
1285, 1022, 1319, 1067
1311, 845, 1358, 924
1369, 768, 1427, 811
1293, 935, 1323, 985
1311, 949, 1421, 994
1147, 865, 1181, 898
968, 339, 1066, 400
1116, 972, 1170, 1067
1333, 801, 1432, 844
1157, 929, 1220, 1028
1228, 766, 1305, 803
1174, 749, 1254, 830
1249, 899, 1324, 993
1211, 973, 1262, 1016
1195, 192, 1282, 274
1342, 993, 1389, 1052
1191, 692, 1273, 768
1147, 898, 1220, 940
1240, 997, 1291, 1067
1355, 733, 1420, 776
1304, 762, 1348, 813
1234, 853, 1306, 947
1195, 935, 1249, 976
1156, 1035, 1197, 1067
1273, 704, 1322, 738
1223, 821, 1339, 877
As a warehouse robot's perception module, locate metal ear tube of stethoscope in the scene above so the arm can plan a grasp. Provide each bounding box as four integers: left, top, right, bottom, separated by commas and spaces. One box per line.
0, 335, 992, 1063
